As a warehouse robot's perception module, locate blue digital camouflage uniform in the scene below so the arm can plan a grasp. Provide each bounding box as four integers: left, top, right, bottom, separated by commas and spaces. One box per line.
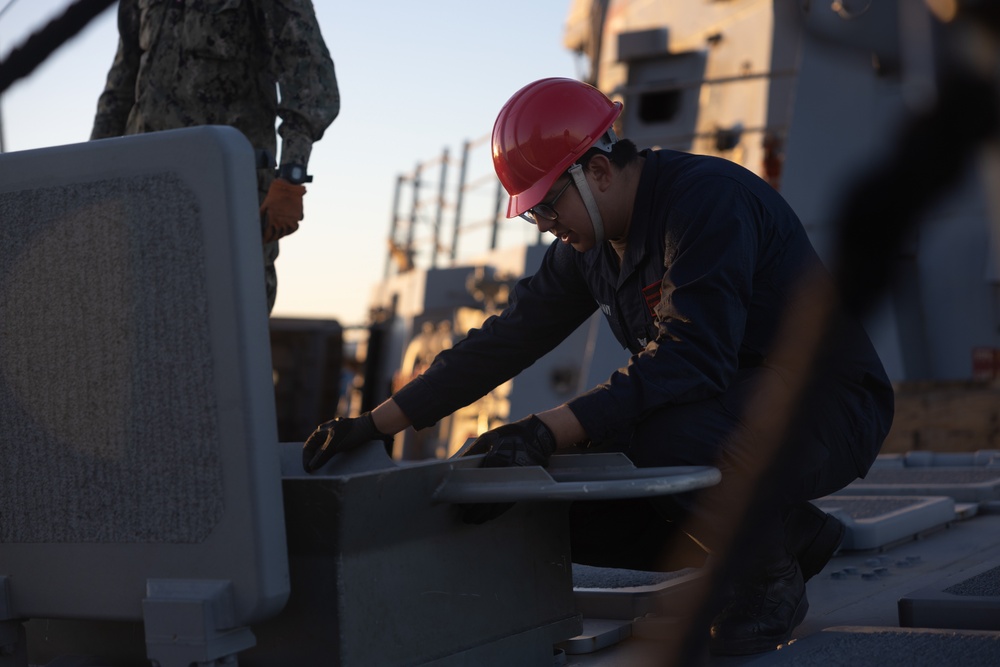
91, 0, 340, 312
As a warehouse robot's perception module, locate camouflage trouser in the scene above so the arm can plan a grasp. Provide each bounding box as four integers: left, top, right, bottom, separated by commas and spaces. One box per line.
258, 168, 278, 313
263, 238, 278, 313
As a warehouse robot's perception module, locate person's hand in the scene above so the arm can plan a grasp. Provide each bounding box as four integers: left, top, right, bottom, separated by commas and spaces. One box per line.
464, 414, 557, 468
260, 178, 306, 243
459, 415, 556, 524
302, 412, 390, 472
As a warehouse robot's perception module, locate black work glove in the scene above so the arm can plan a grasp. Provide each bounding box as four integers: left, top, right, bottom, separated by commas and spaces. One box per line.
459, 415, 557, 524
302, 412, 390, 473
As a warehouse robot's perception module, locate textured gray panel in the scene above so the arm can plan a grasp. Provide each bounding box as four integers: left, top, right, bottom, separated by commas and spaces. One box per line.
817, 496, 923, 519
813, 495, 956, 550
572, 564, 688, 589
899, 559, 1000, 631
861, 469, 1000, 484
0, 127, 287, 628
247, 442, 582, 667
946, 565, 1000, 596
838, 467, 1000, 503
570, 566, 704, 621
0, 173, 223, 544
743, 627, 1000, 666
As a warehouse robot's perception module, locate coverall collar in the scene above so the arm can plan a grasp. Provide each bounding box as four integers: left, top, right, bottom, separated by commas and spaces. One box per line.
614, 151, 661, 286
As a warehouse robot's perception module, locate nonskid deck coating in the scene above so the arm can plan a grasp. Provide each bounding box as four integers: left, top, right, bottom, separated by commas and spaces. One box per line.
565, 509, 1000, 665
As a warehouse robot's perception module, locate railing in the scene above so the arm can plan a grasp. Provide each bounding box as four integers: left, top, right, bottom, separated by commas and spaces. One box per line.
384, 133, 544, 279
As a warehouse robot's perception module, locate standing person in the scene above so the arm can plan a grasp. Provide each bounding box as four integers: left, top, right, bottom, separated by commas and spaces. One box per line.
301, 78, 893, 655
90, 0, 340, 313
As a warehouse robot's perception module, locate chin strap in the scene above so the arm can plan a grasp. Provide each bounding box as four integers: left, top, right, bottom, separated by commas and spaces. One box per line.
567, 163, 605, 247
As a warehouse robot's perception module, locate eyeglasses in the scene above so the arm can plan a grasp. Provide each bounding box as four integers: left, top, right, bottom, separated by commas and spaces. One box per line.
519, 177, 573, 224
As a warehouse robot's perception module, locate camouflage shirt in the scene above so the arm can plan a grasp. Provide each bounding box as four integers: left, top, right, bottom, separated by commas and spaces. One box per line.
91, 0, 340, 169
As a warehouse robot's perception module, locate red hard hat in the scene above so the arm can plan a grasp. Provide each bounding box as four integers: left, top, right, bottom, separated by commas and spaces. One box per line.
492, 78, 623, 218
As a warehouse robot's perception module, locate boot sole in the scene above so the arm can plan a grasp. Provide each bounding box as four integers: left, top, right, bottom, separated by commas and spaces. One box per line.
708, 592, 809, 656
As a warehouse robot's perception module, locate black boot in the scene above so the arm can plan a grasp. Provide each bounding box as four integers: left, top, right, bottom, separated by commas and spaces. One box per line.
784, 502, 845, 582
708, 554, 808, 655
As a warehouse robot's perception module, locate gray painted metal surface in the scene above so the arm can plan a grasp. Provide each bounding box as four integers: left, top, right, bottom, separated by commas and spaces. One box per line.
874, 450, 1000, 468
0, 127, 287, 667
571, 567, 703, 623
558, 456, 1000, 665
249, 443, 720, 666
741, 627, 1000, 666
835, 467, 1000, 504
812, 495, 957, 550
899, 559, 1000, 631
563, 1, 1000, 382
559, 619, 633, 656
250, 442, 583, 667
434, 453, 721, 503
561, 513, 1000, 666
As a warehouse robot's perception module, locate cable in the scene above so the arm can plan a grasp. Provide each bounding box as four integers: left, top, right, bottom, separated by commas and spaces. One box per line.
0, 0, 23, 22
0, 0, 116, 95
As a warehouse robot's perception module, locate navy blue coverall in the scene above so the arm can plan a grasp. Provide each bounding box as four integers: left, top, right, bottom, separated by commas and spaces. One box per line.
393, 149, 894, 567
